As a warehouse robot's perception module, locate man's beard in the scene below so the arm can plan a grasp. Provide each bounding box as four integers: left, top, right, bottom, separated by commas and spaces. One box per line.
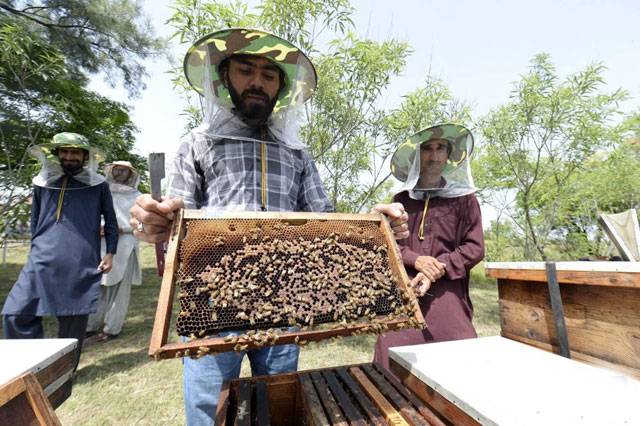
60, 161, 84, 176
227, 82, 277, 125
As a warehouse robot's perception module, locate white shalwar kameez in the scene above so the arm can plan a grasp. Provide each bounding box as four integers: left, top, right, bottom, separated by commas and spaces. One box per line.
87, 167, 141, 336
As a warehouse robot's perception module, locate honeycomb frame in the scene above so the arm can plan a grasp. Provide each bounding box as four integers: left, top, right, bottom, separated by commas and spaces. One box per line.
149, 210, 425, 360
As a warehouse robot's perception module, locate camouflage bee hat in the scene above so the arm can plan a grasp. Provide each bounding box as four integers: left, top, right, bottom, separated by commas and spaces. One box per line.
30, 132, 105, 163
390, 123, 474, 182
183, 28, 317, 110
29, 132, 106, 188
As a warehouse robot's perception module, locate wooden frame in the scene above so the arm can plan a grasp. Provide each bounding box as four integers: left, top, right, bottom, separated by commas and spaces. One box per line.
149, 210, 424, 360
0, 373, 61, 426
486, 261, 640, 379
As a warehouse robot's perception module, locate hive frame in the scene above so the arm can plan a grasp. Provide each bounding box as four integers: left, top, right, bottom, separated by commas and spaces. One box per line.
149, 209, 425, 360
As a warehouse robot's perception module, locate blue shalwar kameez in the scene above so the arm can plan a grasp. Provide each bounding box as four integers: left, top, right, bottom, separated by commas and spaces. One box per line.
2, 177, 118, 368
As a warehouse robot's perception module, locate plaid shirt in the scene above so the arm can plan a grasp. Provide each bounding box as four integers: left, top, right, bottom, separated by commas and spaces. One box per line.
168, 130, 333, 213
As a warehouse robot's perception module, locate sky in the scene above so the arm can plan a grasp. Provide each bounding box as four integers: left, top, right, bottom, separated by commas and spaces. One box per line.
89, 0, 640, 223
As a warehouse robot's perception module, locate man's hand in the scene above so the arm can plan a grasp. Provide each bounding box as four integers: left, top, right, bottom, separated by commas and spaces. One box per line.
98, 253, 113, 273
409, 272, 432, 297
130, 195, 184, 243
372, 202, 409, 240
414, 255, 446, 282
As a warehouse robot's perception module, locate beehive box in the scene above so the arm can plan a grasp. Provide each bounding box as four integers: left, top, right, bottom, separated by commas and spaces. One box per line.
216, 363, 445, 425
485, 261, 640, 379
149, 210, 424, 360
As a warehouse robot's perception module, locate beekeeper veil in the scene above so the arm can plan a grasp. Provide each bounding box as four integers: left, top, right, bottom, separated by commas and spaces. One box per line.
29, 132, 105, 189
183, 28, 317, 149
390, 124, 476, 199
105, 161, 140, 193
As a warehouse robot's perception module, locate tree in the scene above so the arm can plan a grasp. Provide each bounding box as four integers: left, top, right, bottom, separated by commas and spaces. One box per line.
303, 33, 411, 212
475, 54, 629, 260
0, 0, 165, 96
167, 0, 470, 212
557, 129, 640, 258
0, 17, 146, 236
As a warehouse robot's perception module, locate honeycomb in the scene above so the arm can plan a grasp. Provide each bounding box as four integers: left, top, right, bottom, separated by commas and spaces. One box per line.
175, 217, 413, 339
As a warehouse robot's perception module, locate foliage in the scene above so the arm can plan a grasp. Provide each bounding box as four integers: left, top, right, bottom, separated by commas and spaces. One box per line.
482, 220, 527, 262
167, 0, 470, 212
303, 33, 411, 211
475, 54, 629, 260
557, 132, 640, 258
0, 0, 165, 96
0, 17, 147, 235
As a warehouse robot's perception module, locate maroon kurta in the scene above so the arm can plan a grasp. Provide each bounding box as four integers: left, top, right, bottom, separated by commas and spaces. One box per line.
374, 191, 485, 370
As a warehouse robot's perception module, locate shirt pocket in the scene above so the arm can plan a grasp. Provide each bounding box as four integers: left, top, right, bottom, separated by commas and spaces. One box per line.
206, 148, 254, 197
422, 203, 460, 250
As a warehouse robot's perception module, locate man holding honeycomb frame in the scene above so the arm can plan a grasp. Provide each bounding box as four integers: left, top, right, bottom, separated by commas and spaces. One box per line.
130, 28, 413, 424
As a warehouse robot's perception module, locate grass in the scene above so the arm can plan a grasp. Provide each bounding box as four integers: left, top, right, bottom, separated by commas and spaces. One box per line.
1, 241, 499, 425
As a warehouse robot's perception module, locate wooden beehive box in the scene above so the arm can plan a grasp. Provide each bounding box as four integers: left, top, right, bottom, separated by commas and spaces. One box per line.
216, 363, 445, 425
0, 339, 76, 410
485, 261, 640, 379
149, 210, 424, 360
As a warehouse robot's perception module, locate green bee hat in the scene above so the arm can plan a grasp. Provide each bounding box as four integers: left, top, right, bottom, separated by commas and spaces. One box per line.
183, 28, 317, 111
29, 132, 106, 188
32, 132, 105, 162
390, 123, 474, 182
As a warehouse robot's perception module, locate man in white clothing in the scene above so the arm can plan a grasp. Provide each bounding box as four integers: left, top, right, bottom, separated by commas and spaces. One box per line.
86, 161, 141, 343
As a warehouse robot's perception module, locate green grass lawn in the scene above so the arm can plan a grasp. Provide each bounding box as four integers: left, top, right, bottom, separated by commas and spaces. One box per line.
0, 242, 499, 425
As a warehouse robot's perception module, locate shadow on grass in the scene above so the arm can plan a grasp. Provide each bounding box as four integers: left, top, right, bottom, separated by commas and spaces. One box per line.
76, 347, 150, 384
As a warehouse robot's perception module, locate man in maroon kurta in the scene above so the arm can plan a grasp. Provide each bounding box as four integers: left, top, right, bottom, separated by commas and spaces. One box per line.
374, 124, 485, 370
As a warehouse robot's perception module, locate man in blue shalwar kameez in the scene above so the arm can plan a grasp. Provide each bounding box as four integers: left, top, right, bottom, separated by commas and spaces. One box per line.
2, 132, 118, 370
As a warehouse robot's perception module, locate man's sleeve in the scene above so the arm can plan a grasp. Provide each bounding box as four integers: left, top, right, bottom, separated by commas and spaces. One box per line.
101, 183, 119, 254
399, 245, 422, 269
436, 195, 485, 281
297, 151, 334, 212
167, 137, 202, 209
30, 186, 41, 236
391, 193, 422, 269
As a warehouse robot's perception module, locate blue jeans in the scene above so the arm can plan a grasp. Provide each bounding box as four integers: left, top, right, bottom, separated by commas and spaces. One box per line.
183, 331, 299, 425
